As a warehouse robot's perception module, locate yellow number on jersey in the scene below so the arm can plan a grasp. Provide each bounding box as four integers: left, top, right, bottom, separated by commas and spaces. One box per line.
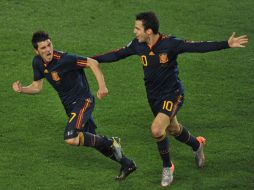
162, 101, 173, 111
140, 55, 148, 67
69, 112, 76, 123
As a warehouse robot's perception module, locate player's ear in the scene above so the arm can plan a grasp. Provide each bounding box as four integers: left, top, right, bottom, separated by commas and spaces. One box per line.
146, 28, 153, 35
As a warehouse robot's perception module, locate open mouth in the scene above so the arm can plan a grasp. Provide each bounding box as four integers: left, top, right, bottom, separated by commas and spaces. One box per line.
45, 52, 53, 62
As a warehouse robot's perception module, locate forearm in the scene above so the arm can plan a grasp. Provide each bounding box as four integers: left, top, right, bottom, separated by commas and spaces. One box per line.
14, 80, 43, 95
177, 41, 230, 54
92, 52, 120, 63
88, 60, 106, 88
92, 47, 134, 63
20, 84, 41, 94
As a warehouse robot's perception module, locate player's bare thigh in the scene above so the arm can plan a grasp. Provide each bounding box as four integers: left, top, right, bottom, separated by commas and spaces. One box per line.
151, 112, 171, 138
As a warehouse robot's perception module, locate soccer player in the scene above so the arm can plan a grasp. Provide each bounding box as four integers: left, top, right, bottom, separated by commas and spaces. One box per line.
92, 12, 248, 187
12, 31, 136, 180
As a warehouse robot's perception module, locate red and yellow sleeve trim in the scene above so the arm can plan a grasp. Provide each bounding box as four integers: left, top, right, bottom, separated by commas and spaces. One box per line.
53, 51, 62, 60
77, 59, 88, 68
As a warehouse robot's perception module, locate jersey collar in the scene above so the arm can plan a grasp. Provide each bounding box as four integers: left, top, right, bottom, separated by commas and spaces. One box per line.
147, 33, 162, 50
42, 50, 60, 68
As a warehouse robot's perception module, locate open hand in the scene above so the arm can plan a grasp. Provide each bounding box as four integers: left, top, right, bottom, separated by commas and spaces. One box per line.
228, 32, 248, 48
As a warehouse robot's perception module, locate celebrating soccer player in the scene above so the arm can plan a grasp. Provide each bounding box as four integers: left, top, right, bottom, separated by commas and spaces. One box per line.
92, 12, 248, 187
12, 31, 136, 180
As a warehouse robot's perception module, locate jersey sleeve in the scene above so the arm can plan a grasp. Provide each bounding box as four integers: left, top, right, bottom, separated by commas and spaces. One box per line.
92, 39, 137, 63
32, 57, 44, 81
76, 55, 88, 68
172, 37, 230, 54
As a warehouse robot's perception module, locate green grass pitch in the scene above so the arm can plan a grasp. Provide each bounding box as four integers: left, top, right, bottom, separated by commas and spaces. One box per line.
0, 0, 253, 189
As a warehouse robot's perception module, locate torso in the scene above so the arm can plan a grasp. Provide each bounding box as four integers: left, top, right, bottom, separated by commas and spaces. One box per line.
132, 35, 184, 100
32, 50, 92, 112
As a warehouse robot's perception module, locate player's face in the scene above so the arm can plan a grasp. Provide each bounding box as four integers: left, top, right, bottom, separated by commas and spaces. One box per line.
35, 39, 53, 63
134, 20, 149, 43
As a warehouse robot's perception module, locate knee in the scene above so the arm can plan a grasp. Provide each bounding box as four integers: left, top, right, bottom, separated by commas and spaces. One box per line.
65, 136, 79, 146
151, 121, 164, 138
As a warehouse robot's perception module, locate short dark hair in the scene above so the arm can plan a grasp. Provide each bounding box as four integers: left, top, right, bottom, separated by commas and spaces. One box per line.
136, 12, 159, 34
32, 31, 50, 49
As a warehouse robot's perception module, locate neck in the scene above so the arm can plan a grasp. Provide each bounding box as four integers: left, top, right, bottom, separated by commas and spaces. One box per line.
147, 33, 160, 47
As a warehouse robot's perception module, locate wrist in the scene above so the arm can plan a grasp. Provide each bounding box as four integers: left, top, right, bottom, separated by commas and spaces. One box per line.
99, 84, 107, 89
226, 40, 231, 48
19, 87, 23, 93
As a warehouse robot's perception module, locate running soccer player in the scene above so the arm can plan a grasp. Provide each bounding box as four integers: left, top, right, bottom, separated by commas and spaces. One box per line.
92, 12, 248, 187
12, 31, 136, 180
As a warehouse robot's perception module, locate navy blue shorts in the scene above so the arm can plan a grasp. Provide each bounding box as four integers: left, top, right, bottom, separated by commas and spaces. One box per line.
64, 97, 97, 140
148, 90, 184, 118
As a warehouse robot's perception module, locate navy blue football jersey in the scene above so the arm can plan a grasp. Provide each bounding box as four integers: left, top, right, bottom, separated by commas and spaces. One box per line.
93, 35, 229, 100
32, 50, 92, 112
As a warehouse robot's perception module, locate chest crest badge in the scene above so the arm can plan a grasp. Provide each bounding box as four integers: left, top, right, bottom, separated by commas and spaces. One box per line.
44, 69, 49, 74
51, 71, 61, 81
159, 53, 169, 64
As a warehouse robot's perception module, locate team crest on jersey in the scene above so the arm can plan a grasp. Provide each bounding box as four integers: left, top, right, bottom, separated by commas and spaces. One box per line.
44, 69, 49, 74
51, 71, 61, 81
159, 53, 169, 64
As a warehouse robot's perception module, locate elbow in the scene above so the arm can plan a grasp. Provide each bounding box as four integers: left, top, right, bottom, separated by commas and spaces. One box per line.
27, 87, 42, 95
34, 88, 42, 94
31, 84, 43, 94
87, 58, 99, 68
31, 80, 43, 94
90, 58, 99, 66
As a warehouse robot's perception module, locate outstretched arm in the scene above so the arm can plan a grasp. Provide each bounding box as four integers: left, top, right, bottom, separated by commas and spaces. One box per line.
175, 33, 248, 54
92, 40, 136, 63
85, 58, 108, 99
12, 79, 43, 95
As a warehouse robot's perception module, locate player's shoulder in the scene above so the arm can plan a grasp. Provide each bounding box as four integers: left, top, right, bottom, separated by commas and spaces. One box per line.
53, 50, 66, 60
132, 38, 139, 44
160, 34, 184, 46
60, 51, 87, 65
126, 38, 139, 47
54, 50, 77, 62
32, 55, 42, 66
161, 34, 179, 41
